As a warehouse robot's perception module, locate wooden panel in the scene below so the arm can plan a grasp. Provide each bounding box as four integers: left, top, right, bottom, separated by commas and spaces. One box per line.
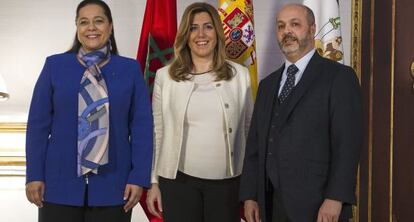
358, 0, 372, 220
393, 0, 414, 221
359, 0, 414, 221
371, 0, 393, 221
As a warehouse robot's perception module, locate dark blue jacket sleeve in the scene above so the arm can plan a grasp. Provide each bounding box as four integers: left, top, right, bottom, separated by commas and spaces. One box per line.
26, 57, 53, 184
127, 63, 154, 188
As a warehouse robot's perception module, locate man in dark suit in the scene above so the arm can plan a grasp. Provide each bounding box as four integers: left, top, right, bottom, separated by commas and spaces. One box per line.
240, 3, 363, 222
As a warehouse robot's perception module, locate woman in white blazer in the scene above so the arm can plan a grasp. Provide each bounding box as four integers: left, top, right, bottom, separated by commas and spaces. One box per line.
146, 2, 253, 222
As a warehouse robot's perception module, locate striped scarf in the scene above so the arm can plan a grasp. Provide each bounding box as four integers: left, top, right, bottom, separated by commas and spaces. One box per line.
77, 46, 110, 177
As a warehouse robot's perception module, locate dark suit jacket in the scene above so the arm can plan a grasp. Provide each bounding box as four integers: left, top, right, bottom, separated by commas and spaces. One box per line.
240, 52, 363, 221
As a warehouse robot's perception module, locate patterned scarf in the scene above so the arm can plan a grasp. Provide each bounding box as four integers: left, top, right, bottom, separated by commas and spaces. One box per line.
77, 46, 110, 177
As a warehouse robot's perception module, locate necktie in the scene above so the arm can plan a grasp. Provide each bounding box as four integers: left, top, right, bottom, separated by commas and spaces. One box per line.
278, 64, 299, 103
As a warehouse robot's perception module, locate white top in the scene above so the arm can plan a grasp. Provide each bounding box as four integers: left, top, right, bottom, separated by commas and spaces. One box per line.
178, 73, 229, 179
278, 49, 316, 95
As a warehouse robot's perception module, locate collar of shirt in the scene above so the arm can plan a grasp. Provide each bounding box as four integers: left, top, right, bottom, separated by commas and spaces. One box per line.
278, 49, 316, 95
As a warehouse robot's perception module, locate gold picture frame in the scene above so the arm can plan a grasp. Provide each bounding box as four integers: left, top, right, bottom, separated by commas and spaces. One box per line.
0, 122, 26, 133
351, 0, 362, 221
0, 122, 26, 176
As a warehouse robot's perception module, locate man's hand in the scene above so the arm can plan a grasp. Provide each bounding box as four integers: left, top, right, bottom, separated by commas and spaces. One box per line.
317, 199, 342, 222
244, 200, 260, 222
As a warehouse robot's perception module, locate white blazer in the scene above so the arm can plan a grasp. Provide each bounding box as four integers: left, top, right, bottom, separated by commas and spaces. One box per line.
151, 60, 254, 183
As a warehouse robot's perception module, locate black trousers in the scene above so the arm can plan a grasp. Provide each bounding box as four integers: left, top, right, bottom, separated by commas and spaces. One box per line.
266, 179, 291, 222
270, 191, 291, 222
159, 171, 240, 222
38, 202, 131, 222
266, 179, 352, 222
38, 185, 131, 222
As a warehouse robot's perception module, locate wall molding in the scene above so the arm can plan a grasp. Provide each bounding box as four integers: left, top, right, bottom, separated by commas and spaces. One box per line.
351, 0, 362, 221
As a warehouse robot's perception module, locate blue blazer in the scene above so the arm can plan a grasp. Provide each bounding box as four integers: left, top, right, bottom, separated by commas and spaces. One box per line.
26, 53, 153, 206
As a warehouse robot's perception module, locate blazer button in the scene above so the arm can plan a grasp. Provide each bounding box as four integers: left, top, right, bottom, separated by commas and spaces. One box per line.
271, 124, 276, 128
216, 83, 221, 87
224, 103, 229, 108
268, 152, 273, 155
268, 138, 274, 143
274, 112, 279, 117
229, 128, 233, 133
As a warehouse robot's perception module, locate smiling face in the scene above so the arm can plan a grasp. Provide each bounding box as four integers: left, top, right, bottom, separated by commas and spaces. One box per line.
76, 4, 112, 53
276, 4, 315, 62
187, 12, 217, 61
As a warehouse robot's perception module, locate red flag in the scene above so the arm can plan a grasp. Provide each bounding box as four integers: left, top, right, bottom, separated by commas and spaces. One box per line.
137, 0, 177, 94
137, 1, 176, 222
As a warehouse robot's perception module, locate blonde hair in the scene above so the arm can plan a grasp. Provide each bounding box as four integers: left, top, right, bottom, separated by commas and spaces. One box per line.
169, 2, 234, 81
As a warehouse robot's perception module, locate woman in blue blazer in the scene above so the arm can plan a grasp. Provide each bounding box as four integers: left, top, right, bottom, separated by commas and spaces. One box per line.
25, 1, 153, 221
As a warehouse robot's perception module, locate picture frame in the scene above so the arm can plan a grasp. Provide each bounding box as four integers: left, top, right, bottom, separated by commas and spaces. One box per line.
0, 123, 26, 176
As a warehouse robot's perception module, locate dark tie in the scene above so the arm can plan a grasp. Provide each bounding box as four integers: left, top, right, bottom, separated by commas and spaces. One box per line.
278, 64, 299, 103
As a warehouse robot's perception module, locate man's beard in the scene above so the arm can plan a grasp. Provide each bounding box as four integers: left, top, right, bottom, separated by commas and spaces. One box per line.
278, 32, 311, 55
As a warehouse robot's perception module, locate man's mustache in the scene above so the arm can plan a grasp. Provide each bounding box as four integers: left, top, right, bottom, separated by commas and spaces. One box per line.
282, 34, 297, 43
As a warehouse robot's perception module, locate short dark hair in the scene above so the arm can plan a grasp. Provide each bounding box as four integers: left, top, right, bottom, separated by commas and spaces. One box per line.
302, 5, 315, 26
67, 0, 118, 54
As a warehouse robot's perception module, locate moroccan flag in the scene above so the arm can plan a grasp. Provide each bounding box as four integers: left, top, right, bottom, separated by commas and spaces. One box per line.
137, 0, 177, 94
303, 0, 344, 63
136, 0, 177, 221
218, 0, 258, 98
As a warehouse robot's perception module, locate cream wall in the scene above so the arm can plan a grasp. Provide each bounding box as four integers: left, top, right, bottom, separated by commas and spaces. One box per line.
0, 0, 352, 221
0, 0, 351, 122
